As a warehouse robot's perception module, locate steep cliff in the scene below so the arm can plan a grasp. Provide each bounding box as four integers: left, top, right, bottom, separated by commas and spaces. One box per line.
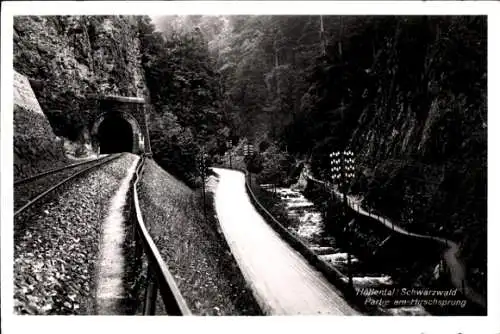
344, 17, 487, 295
233, 16, 487, 297
13, 15, 148, 149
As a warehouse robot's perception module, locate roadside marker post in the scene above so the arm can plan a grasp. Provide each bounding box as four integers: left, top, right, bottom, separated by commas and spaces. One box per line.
198, 151, 209, 223
226, 140, 233, 169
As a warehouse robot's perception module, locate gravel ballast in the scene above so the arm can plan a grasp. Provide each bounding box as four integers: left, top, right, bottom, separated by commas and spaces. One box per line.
14, 153, 139, 315
14, 155, 116, 212
137, 159, 262, 315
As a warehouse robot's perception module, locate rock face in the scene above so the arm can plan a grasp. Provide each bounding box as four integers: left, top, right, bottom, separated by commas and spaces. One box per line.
14, 71, 44, 114
13, 16, 149, 144
14, 71, 67, 180
346, 17, 486, 295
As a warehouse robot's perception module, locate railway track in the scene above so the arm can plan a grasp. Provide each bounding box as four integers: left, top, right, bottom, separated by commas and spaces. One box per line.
14, 153, 190, 315
14, 153, 122, 217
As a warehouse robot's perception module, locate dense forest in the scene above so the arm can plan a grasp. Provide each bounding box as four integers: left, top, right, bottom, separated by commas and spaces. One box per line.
137, 15, 486, 295
137, 16, 229, 185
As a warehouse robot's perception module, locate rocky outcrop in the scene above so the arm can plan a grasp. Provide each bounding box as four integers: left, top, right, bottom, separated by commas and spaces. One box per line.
347, 17, 486, 295
14, 70, 67, 180
291, 163, 310, 192
14, 16, 148, 145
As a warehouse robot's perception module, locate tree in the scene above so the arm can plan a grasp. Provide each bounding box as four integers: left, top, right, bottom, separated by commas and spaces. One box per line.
138, 16, 227, 186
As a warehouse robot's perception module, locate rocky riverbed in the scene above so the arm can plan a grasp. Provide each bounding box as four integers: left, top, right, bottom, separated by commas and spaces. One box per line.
264, 185, 429, 316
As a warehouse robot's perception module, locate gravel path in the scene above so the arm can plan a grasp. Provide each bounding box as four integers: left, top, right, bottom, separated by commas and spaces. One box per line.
138, 159, 262, 315
14, 153, 138, 315
96, 156, 139, 314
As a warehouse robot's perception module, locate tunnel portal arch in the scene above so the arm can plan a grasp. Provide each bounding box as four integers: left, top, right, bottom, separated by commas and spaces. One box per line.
91, 111, 143, 154
90, 95, 151, 155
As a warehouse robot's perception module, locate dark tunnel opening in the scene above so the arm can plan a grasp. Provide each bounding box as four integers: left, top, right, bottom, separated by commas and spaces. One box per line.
97, 115, 134, 154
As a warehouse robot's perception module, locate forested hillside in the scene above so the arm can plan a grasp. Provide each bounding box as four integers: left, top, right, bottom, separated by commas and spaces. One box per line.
137, 16, 230, 186
13, 15, 229, 186
149, 15, 486, 294
14, 15, 486, 295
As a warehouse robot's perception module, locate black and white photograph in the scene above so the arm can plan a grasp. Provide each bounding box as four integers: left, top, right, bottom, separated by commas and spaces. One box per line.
1, 1, 499, 333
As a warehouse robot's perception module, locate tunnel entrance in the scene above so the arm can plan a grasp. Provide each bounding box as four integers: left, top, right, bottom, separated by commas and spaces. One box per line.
97, 114, 134, 153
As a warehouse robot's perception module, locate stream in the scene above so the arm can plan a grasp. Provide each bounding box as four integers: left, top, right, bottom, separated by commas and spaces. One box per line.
261, 185, 429, 316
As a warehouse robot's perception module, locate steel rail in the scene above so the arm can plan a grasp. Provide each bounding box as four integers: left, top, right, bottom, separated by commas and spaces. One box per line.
131, 156, 192, 316
14, 153, 122, 217
15, 154, 110, 186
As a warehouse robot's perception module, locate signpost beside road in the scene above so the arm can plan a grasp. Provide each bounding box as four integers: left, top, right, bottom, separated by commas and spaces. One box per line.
243, 144, 254, 157
330, 150, 356, 291
244, 144, 255, 187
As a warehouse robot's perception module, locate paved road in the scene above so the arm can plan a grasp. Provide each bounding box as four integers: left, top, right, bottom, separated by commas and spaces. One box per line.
306, 173, 486, 309
211, 168, 358, 315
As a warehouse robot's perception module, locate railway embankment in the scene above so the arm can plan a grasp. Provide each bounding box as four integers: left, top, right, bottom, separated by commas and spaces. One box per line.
14, 153, 138, 315
137, 158, 262, 315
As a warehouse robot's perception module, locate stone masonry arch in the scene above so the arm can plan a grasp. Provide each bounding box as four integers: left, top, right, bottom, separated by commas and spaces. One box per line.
91, 110, 143, 153
90, 95, 152, 155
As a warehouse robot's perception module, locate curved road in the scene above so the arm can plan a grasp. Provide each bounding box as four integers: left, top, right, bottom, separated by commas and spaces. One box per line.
305, 173, 486, 309
212, 168, 358, 315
